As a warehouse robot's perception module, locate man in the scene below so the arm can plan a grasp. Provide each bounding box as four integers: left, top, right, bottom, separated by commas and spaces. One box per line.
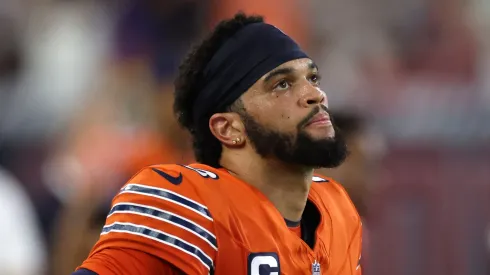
73, 12, 362, 275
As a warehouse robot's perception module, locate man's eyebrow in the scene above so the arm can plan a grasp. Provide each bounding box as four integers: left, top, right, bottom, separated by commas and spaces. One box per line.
308, 61, 319, 71
263, 67, 295, 83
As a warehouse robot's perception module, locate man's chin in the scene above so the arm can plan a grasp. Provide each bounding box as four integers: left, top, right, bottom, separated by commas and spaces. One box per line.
305, 134, 337, 144
298, 138, 349, 168
304, 126, 336, 140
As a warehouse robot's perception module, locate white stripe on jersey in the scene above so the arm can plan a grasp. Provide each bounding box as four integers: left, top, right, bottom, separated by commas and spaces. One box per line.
108, 202, 218, 250
120, 183, 213, 221
101, 222, 214, 270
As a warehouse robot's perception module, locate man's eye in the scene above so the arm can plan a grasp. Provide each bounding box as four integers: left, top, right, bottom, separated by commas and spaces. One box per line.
310, 74, 321, 84
275, 80, 290, 90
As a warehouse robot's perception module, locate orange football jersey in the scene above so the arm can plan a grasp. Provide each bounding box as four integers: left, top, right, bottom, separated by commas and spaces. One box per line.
79, 163, 362, 274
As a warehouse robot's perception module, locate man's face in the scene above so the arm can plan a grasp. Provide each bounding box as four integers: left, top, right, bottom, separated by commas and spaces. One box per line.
237, 58, 348, 168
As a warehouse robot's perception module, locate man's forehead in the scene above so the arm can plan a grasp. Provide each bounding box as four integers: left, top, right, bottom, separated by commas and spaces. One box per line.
283, 58, 315, 68
266, 58, 317, 74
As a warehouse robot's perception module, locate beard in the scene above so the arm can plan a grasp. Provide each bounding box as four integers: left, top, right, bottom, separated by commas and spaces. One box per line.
238, 105, 348, 168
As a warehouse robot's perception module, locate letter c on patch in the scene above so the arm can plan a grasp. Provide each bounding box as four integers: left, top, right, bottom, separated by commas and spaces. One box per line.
248, 252, 280, 275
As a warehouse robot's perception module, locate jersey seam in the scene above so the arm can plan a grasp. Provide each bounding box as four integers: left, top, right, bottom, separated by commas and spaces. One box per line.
182, 166, 220, 270
308, 185, 332, 257
345, 219, 362, 274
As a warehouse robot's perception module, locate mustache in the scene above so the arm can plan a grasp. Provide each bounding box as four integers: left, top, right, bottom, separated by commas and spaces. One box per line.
297, 105, 330, 129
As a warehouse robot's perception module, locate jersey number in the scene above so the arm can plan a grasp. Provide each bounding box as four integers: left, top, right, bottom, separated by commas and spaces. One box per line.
248, 252, 280, 275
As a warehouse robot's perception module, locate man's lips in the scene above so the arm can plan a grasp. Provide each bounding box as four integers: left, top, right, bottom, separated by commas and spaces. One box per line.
306, 113, 331, 126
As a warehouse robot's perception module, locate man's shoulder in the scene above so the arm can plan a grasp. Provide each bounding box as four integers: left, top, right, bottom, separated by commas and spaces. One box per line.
120, 163, 232, 207
310, 173, 350, 198
92, 164, 223, 274
127, 163, 227, 189
310, 173, 360, 221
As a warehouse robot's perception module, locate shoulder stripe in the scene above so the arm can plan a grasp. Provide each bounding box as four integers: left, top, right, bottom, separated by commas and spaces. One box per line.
120, 184, 212, 221
108, 202, 217, 250
312, 176, 329, 182
101, 222, 213, 271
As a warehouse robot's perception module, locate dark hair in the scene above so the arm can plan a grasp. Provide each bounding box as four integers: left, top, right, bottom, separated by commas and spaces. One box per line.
174, 12, 263, 167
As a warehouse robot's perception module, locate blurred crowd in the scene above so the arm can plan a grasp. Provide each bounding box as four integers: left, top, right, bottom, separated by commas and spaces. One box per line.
0, 0, 489, 274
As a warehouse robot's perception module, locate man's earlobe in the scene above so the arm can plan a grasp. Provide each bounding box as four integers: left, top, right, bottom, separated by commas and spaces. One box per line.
231, 137, 244, 146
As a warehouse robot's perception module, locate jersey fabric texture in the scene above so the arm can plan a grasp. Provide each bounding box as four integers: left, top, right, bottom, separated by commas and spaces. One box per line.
78, 163, 362, 274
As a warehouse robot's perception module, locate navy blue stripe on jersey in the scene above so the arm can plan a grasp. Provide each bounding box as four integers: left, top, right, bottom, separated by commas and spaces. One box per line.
109, 203, 217, 250
101, 222, 213, 271
120, 183, 213, 221
71, 269, 98, 275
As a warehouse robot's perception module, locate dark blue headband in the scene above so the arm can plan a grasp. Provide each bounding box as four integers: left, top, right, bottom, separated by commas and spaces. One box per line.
192, 23, 309, 126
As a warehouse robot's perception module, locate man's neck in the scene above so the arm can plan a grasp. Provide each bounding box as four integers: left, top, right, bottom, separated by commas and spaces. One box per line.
222, 155, 313, 222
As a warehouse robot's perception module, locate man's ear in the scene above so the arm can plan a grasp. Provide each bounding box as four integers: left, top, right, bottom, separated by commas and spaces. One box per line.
209, 113, 245, 147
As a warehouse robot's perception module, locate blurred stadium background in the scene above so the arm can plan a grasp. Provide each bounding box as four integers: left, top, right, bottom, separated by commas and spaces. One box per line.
0, 0, 489, 274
